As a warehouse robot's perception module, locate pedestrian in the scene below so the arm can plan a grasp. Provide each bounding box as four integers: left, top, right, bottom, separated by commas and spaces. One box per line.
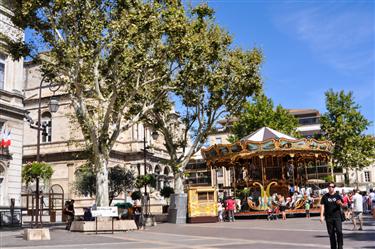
225, 196, 235, 222
320, 182, 346, 249
133, 206, 143, 230
351, 189, 363, 231
341, 190, 350, 220
217, 200, 223, 222
278, 194, 287, 220
305, 196, 311, 219
83, 207, 94, 221
369, 189, 375, 214
362, 192, 368, 214
64, 199, 75, 230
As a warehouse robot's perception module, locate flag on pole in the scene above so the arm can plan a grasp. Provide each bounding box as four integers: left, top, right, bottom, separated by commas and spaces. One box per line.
0, 125, 5, 147
3, 129, 11, 147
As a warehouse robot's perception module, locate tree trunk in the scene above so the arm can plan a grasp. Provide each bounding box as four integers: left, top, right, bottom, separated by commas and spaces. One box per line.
95, 154, 109, 207
174, 172, 184, 194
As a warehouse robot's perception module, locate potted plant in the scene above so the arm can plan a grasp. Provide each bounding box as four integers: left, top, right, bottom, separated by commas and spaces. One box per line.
22, 161, 53, 240
160, 186, 174, 213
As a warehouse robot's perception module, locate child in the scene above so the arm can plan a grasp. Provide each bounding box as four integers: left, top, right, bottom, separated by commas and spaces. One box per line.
305, 199, 311, 219
217, 201, 223, 222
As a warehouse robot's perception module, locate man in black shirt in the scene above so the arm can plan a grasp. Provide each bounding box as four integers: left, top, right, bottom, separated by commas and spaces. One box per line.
320, 183, 346, 249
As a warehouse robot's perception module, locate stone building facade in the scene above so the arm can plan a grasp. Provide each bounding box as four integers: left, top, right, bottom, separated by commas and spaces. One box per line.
22, 62, 174, 208
0, 1, 24, 206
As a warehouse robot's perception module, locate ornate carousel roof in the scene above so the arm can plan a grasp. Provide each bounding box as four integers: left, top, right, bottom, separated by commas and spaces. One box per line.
201, 127, 333, 166
241, 127, 296, 142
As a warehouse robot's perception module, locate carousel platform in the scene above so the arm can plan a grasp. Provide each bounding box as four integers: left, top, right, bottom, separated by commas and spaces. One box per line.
234, 208, 320, 218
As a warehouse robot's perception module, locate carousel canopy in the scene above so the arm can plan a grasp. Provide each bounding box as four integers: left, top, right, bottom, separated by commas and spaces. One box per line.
241, 127, 296, 142
201, 127, 333, 166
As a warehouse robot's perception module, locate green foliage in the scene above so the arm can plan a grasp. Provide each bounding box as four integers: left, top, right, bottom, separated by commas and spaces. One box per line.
7, 0, 263, 196
321, 90, 375, 170
160, 186, 174, 198
22, 161, 54, 186
144, 3, 263, 175
323, 175, 334, 183
74, 164, 96, 197
131, 191, 142, 201
135, 174, 156, 189
236, 188, 251, 200
74, 165, 136, 203
228, 94, 299, 142
114, 202, 133, 209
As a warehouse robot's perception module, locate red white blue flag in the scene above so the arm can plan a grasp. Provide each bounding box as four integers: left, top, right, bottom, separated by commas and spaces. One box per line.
0, 126, 11, 147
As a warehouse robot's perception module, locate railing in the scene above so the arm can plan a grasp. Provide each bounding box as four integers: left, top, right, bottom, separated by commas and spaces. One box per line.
0, 206, 23, 228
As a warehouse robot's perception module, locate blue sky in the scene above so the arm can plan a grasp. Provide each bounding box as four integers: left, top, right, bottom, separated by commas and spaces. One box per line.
200, 0, 375, 134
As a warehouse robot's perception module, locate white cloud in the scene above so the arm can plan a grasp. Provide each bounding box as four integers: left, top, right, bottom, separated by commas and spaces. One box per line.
272, 3, 375, 72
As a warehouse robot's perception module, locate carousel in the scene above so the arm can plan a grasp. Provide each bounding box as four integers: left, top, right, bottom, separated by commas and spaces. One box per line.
201, 127, 334, 214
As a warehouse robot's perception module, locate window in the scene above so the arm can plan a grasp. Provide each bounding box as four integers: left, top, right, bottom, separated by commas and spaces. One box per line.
197, 192, 214, 201
41, 112, 52, 143
216, 137, 222, 144
0, 62, 4, 90
216, 168, 223, 177
0, 54, 5, 90
364, 171, 371, 182
154, 165, 161, 175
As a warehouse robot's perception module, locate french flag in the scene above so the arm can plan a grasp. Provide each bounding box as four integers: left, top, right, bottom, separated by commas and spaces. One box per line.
1, 127, 11, 147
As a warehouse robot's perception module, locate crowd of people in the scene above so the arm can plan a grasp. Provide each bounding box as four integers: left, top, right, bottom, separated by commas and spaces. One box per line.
319, 183, 375, 249
339, 188, 375, 229
217, 187, 375, 223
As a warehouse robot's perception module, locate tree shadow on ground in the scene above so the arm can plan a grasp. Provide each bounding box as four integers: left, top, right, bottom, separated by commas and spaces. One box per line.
343, 232, 375, 243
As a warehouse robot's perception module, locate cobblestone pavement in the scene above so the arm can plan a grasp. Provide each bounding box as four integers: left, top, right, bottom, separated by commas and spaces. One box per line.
1, 215, 374, 249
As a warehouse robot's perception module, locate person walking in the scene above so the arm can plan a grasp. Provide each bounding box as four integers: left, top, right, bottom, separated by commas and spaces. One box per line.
278, 194, 287, 220
341, 190, 350, 220
225, 196, 235, 222
351, 189, 363, 230
320, 183, 346, 249
217, 200, 223, 222
65, 199, 75, 230
369, 189, 375, 215
305, 196, 311, 219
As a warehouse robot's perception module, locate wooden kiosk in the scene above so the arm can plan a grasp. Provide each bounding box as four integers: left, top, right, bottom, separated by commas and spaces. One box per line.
187, 186, 218, 223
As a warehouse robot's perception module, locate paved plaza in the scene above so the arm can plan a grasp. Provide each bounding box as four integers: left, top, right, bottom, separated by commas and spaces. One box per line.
0, 216, 374, 249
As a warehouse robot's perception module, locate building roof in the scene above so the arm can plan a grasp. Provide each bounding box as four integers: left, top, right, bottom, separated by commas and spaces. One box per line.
288, 109, 320, 116
240, 127, 296, 142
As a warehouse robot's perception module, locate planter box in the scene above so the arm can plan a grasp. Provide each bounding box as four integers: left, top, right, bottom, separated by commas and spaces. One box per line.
24, 228, 51, 240
70, 219, 137, 232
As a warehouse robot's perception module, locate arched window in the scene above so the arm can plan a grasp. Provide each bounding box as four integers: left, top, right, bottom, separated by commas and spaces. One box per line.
41, 112, 52, 143
163, 167, 170, 176
154, 165, 161, 175
0, 164, 5, 181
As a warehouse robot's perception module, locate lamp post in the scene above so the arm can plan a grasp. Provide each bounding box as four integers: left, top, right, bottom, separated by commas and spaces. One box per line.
29, 75, 60, 228
142, 126, 159, 226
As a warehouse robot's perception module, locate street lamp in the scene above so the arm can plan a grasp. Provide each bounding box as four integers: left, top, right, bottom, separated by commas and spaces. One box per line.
142, 126, 159, 227
27, 75, 60, 228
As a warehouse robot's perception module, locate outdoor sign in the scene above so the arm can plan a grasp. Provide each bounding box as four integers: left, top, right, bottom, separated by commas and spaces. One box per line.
92, 206, 118, 217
